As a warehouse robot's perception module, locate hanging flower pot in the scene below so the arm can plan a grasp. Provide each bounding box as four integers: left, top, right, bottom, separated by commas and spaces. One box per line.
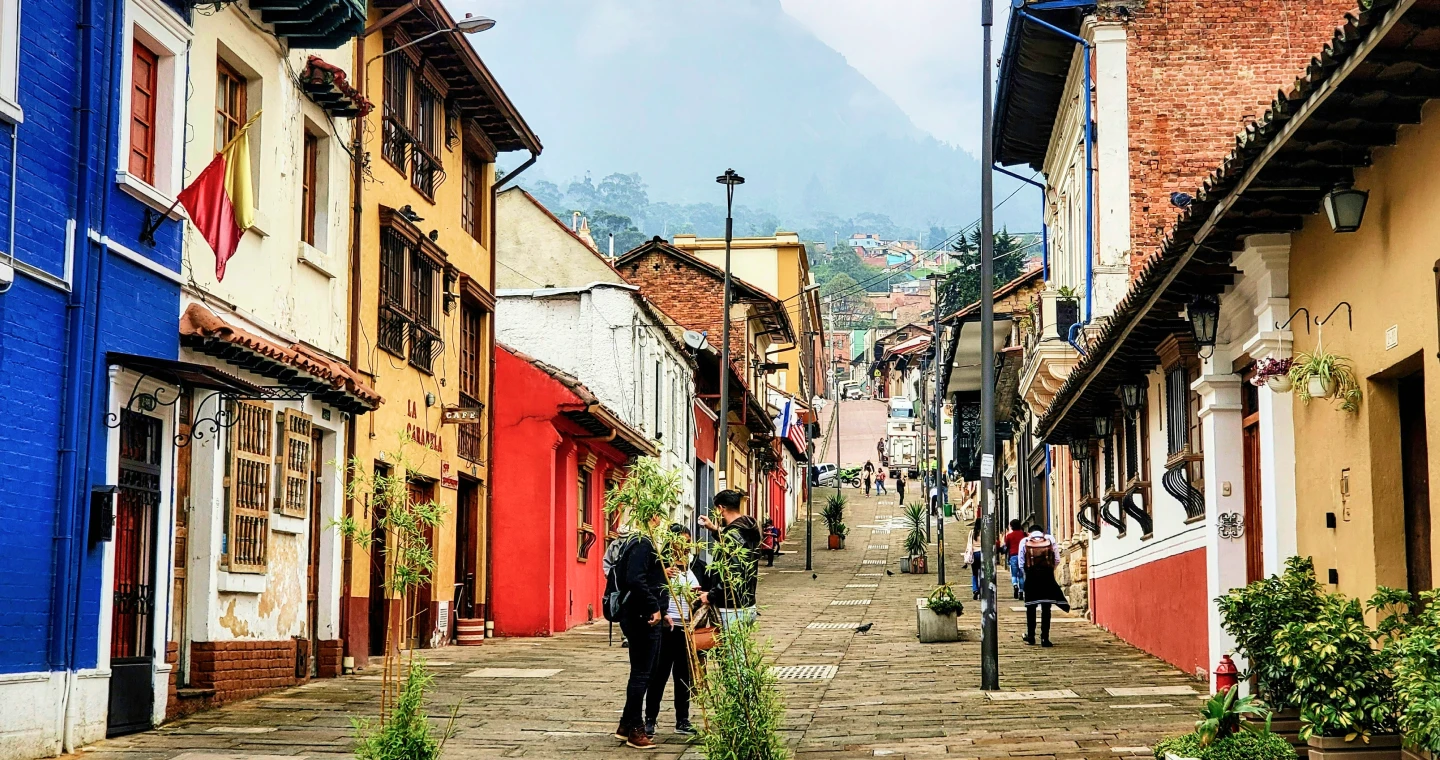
1266, 374, 1294, 393
1290, 348, 1362, 412
1308, 375, 1334, 399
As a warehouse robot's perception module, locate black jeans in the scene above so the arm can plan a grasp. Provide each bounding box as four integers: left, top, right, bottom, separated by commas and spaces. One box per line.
620, 617, 661, 730
645, 625, 693, 727
1026, 603, 1053, 642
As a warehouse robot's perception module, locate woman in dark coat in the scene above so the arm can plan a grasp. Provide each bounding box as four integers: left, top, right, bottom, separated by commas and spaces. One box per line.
1020, 525, 1070, 647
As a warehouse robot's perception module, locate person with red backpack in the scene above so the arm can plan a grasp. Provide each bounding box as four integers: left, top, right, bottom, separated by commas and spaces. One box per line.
1020, 524, 1070, 647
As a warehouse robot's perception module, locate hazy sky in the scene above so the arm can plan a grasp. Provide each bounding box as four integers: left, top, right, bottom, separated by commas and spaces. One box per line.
780, 0, 1009, 156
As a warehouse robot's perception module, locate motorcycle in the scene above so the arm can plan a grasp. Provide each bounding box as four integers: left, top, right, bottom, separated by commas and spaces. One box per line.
838, 466, 863, 489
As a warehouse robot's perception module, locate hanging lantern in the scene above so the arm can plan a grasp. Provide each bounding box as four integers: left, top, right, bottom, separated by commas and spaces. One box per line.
1323, 183, 1369, 233
1068, 437, 1092, 460
1119, 382, 1145, 413
1093, 415, 1114, 438
1188, 294, 1220, 348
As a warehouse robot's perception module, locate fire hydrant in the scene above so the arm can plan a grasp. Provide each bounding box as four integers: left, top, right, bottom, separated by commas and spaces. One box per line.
1214, 653, 1240, 694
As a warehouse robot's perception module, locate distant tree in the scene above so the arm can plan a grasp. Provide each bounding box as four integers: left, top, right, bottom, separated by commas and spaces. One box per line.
938, 228, 1025, 316
587, 210, 646, 255
525, 179, 565, 212
745, 213, 781, 237
926, 225, 949, 250
564, 174, 599, 210
596, 172, 649, 222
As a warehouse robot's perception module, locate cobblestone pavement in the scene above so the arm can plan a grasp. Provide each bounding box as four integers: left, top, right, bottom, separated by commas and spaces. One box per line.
77, 489, 1198, 760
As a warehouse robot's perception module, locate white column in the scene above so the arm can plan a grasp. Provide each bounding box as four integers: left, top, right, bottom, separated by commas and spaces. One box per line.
1090, 21, 1132, 317
1238, 234, 1297, 575
1194, 367, 1245, 693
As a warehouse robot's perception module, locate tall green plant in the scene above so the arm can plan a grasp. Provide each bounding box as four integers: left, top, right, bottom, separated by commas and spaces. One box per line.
1273, 592, 1398, 741
695, 618, 788, 760
605, 455, 682, 529
1394, 590, 1440, 753
822, 492, 847, 537
1216, 556, 1325, 709
903, 502, 927, 557
352, 659, 454, 760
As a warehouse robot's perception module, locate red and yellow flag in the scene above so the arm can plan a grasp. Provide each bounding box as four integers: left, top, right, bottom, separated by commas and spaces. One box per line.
178, 110, 260, 281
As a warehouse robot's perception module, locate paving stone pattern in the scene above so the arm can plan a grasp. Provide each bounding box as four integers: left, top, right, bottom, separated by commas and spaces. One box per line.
74, 488, 1198, 760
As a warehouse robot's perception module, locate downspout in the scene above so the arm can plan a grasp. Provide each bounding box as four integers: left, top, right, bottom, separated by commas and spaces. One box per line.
994, 165, 1048, 282
55, 0, 109, 746
342, 19, 365, 669
1018, 10, 1094, 326
486, 151, 537, 634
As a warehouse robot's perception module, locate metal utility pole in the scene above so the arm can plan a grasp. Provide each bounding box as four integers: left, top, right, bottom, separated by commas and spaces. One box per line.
931, 273, 947, 586
979, 0, 1000, 691
715, 169, 744, 492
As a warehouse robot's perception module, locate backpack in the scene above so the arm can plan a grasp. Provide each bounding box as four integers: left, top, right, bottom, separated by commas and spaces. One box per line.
602, 537, 636, 622
1024, 537, 1056, 571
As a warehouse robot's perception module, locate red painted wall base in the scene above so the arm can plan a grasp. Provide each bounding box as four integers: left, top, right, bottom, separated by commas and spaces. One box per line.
1091, 547, 1208, 677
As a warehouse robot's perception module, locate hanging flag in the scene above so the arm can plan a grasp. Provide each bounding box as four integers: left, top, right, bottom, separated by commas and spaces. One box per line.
178, 110, 261, 281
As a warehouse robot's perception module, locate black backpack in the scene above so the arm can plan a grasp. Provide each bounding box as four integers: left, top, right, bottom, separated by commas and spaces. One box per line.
602, 537, 636, 622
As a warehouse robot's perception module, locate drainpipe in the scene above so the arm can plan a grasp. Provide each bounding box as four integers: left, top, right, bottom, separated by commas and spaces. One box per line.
994, 165, 1048, 283
1017, 10, 1094, 323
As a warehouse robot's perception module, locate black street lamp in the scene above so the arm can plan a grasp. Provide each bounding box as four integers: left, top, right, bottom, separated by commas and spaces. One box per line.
715, 169, 744, 491
1188, 293, 1220, 349
1093, 415, 1114, 439
1119, 381, 1145, 414
1068, 437, 1092, 461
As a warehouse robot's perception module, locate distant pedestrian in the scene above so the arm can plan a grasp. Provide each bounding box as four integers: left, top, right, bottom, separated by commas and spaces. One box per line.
862, 460, 875, 496
896, 473, 907, 505
613, 514, 669, 749
1021, 524, 1070, 647
698, 489, 761, 627
645, 525, 702, 738
759, 519, 781, 567
875, 469, 887, 495
1003, 519, 1028, 599
964, 520, 983, 600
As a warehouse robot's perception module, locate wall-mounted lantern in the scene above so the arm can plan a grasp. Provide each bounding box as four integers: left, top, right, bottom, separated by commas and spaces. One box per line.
1323, 183, 1369, 233
1068, 437, 1092, 460
1119, 382, 1145, 414
1188, 294, 1220, 349
1093, 415, 1114, 438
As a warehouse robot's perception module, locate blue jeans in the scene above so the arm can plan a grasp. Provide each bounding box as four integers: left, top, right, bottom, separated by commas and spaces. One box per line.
1009, 555, 1025, 594
970, 551, 982, 595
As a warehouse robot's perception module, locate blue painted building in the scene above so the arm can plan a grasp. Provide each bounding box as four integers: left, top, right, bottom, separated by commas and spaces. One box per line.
0, 0, 190, 754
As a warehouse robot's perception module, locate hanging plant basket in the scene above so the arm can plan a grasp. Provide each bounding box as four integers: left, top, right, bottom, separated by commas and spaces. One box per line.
1290, 348, 1362, 412
1308, 375, 1334, 399
1252, 356, 1293, 393
1266, 375, 1294, 393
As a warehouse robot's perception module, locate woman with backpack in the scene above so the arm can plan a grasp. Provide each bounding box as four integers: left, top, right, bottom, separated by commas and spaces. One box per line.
1020, 524, 1070, 647
963, 520, 983, 600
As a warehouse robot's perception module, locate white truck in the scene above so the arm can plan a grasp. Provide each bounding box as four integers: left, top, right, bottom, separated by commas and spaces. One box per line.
885, 397, 920, 479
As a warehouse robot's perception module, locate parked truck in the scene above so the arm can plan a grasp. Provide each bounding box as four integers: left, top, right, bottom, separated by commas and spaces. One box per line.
885, 397, 920, 479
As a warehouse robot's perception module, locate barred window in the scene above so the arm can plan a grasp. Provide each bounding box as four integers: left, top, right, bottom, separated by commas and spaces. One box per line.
381, 44, 411, 171
225, 400, 272, 573
275, 410, 313, 518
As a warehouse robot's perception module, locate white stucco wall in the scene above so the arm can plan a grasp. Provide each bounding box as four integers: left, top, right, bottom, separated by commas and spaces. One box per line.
495, 187, 625, 290
496, 283, 697, 521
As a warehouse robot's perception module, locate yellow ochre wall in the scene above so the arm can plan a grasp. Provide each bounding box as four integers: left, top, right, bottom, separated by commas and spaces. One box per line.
1288, 100, 1440, 600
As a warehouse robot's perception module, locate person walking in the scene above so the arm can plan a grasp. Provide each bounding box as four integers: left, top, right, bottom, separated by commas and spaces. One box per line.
759, 518, 781, 567
613, 514, 669, 749
963, 520, 983, 600
697, 489, 761, 627
896, 472, 907, 505
1003, 519, 1028, 599
645, 525, 702, 738
862, 460, 875, 496
1021, 524, 1070, 647
875, 468, 887, 496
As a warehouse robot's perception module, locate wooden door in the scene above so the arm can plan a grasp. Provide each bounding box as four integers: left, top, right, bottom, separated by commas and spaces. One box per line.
367, 462, 390, 658
108, 411, 163, 737
454, 478, 479, 621
171, 393, 191, 682
407, 478, 436, 648
1241, 377, 1265, 584
307, 427, 324, 673
1400, 374, 1433, 595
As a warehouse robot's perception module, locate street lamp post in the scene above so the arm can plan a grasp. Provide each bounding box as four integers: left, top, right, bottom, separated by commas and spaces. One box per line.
715, 169, 744, 493
979, 0, 1000, 692
931, 274, 947, 587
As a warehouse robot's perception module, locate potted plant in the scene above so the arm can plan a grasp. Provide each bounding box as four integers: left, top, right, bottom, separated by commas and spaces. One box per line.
1273, 590, 1402, 760
1055, 285, 1081, 339
1289, 348, 1362, 412
917, 584, 963, 643
1154, 688, 1294, 760
823, 493, 848, 550
902, 502, 928, 574
1392, 590, 1440, 760
1251, 357, 1294, 393
1218, 557, 1327, 756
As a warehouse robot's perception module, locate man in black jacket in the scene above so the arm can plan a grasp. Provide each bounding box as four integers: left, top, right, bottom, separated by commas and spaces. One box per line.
697, 489, 761, 627
613, 516, 668, 749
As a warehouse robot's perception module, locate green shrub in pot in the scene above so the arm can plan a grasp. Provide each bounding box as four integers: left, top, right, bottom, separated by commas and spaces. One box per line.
903, 502, 928, 558
1273, 591, 1399, 742
1216, 556, 1326, 710
1153, 688, 1291, 760
1393, 590, 1440, 756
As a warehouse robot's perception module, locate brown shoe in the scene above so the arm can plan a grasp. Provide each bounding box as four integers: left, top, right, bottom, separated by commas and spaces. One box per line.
626, 729, 657, 749
614, 722, 628, 740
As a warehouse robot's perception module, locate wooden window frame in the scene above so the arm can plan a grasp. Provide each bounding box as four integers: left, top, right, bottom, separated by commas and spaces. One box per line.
275, 409, 313, 519
215, 58, 247, 152
225, 399, 272, 573
461, 154, 483, 242
577, 454, 597, 561
129, 40, 160, 184
301, 131, 319, 246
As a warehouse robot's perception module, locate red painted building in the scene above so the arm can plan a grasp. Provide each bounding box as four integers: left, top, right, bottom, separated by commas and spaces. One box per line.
490, 345, 656, 637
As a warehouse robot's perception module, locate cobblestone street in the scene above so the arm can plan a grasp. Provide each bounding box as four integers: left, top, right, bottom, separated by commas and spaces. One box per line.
77, 490, 1199, 760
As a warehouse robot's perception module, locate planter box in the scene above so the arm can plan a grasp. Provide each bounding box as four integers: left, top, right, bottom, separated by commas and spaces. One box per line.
828, 534, 845, 550
1250, 708, 1307, 758
915, 598, 959, 643
1055, 299, 1080, 340
1401, 748, 1435, 760
1308, 735, 1402, 760
899, 556, 912, 573
910, 555, 929, 574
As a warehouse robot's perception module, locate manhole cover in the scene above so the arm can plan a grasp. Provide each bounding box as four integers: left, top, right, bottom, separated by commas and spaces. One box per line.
770, 665, 838, 680
830, 599, 871, 606
807, 622, 858, 630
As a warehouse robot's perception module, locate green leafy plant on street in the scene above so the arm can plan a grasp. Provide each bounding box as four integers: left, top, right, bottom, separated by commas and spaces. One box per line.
926, 583, 964, 616
1195, 688, 1270, 748
903, 502, 928, 558
1273, 591, 1399, 741
351, 659, 456, 760
1393, 590, 1440, 754
695, 617, 788, 760
822, 492, 848, 538
1153, 731, 1297, 760
1216, 556, 1326, 709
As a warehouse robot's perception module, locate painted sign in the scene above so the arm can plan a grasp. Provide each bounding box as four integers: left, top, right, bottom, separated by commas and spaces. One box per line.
441, 461, 458, 490
442, 406, 482, 424
406, 422, 443, 452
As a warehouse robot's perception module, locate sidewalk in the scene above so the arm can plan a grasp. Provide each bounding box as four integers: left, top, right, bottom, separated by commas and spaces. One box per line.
76, 488, 1199, 760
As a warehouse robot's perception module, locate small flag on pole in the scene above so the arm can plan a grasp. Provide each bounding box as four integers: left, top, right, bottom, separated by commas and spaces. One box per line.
178, 110, 261, 281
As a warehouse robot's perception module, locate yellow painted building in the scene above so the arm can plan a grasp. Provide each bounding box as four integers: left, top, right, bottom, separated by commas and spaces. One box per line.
342, 0, 540, 665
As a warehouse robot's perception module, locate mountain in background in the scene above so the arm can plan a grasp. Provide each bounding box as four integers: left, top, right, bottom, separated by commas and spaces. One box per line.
462, 0, 1038, 236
